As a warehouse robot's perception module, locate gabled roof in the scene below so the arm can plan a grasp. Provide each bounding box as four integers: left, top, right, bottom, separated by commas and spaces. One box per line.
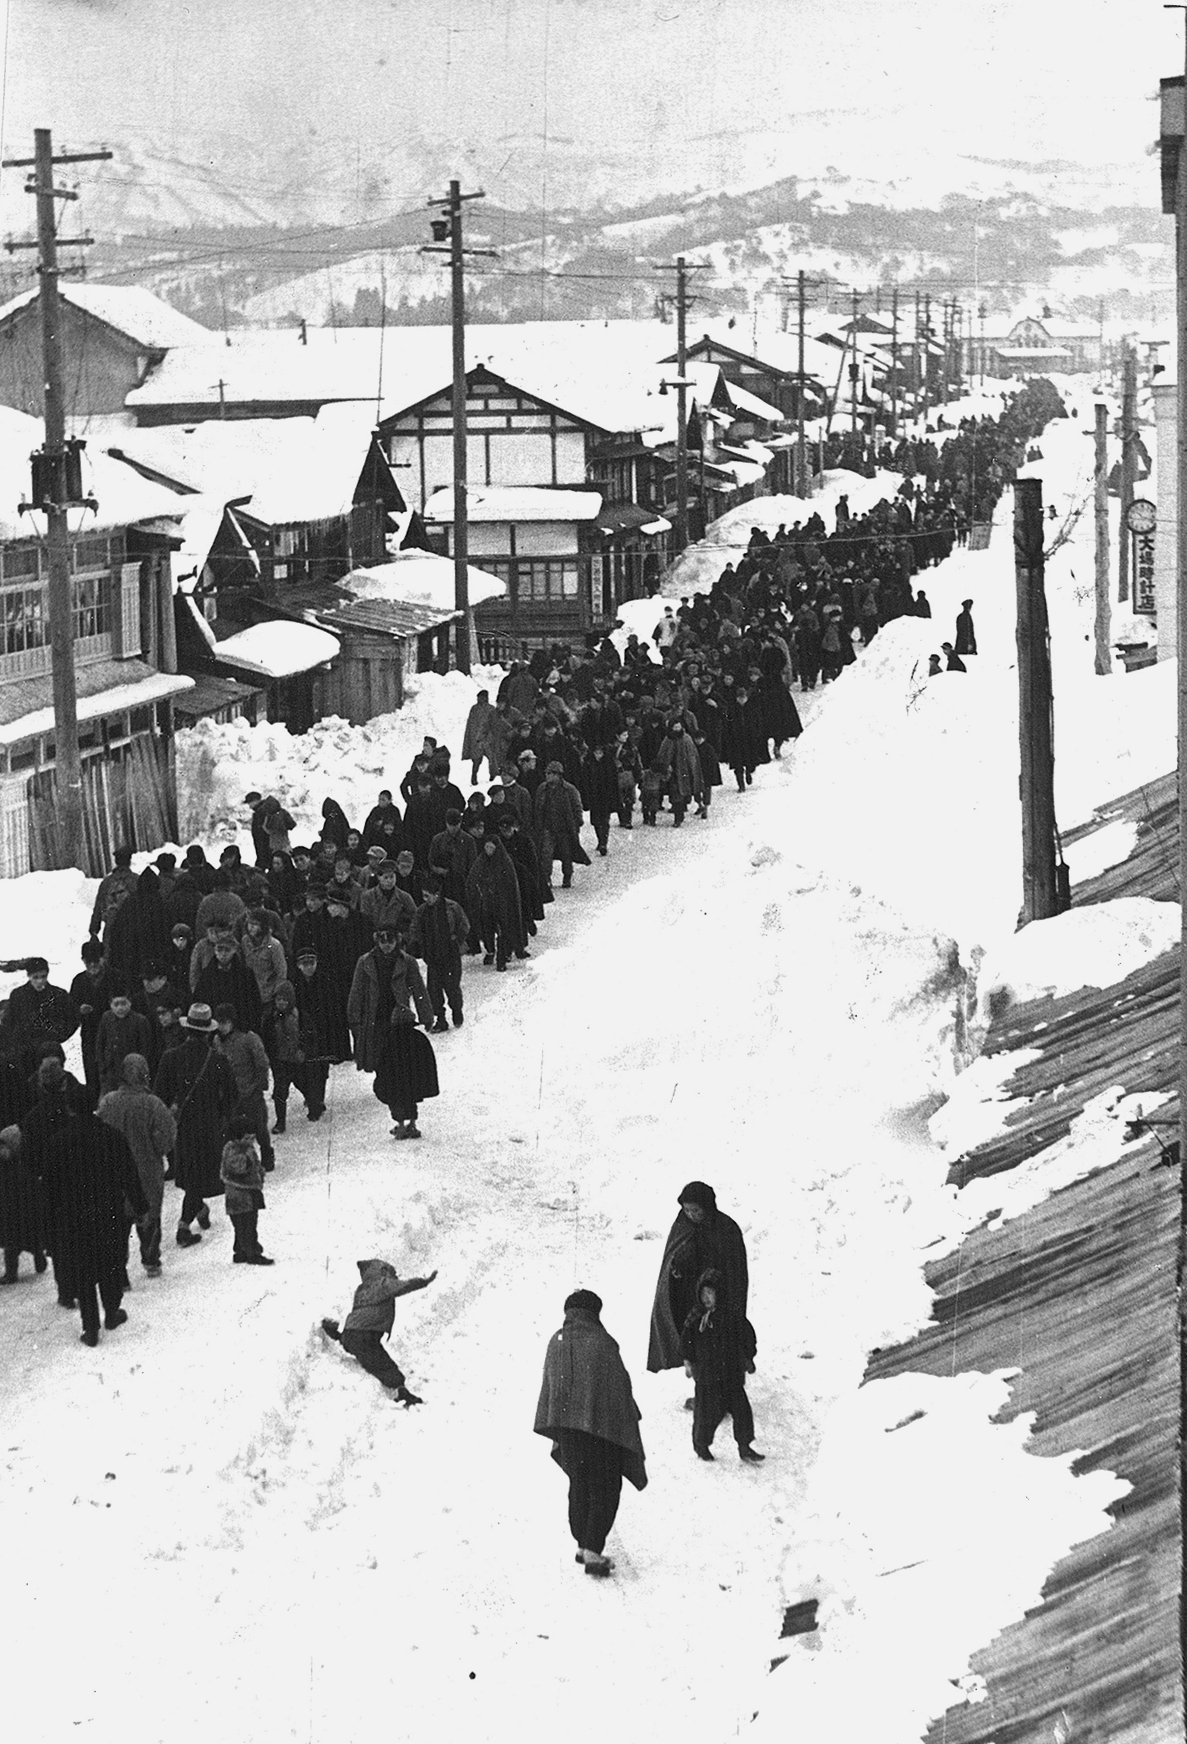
0, 282, 214, 352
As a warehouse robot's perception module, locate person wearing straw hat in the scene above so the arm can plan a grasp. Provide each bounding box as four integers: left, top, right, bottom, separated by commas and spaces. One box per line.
152, 1003, 237, 1247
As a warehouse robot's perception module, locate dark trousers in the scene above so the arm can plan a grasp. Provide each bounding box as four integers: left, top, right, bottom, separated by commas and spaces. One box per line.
230, 1209, 262, 1259
341, 1328, 406, 1391
180, 1186, 208, 1225
476, 923, 509, 970
554, 1428, 623, 1555
275, 1061, 329, 1115
235, 1092, 274, 1167
77, 1267, 124, 1338
3, 1243, 45, 1280
692, 1370, 754, 1452
426, 953, 463, 1021
591, 810, 611, 851
136, 1193, 163, 1269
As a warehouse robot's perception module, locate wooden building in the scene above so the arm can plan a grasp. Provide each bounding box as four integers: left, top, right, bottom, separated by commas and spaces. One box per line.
0, 283, 213, 419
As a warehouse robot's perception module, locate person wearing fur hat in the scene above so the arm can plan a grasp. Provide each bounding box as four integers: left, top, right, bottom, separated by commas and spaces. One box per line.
647, 1182, 750, 1377
533, 1290, 647, 1577
321, 1258, 437, 1403
152, 1004, 238, 1246
680, 1268, 763, 1463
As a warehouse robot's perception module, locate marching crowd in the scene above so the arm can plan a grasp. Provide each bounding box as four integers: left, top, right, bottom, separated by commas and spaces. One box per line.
0, 384, 1061, 1568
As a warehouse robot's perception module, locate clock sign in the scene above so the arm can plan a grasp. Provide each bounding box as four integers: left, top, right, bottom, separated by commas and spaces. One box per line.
1125, 498, 1157, 535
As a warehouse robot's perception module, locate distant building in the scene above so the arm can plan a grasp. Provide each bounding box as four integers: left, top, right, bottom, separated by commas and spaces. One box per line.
964, 308, 1102, 379
0, 283, 214, 419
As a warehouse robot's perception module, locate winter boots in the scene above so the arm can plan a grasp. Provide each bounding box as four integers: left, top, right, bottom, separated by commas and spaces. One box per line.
176, 1225, 201, 1248
272, 1103, 287, 1134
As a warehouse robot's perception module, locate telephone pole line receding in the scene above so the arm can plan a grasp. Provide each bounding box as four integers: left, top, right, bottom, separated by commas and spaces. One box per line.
780, 271, 830, 495
3, 128, 110, 870
654, 255, 710, 554
422, 181, 496, 675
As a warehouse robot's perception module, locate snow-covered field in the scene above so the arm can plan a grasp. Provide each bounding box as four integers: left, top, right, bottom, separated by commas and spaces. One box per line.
0, 375, 1173, 1744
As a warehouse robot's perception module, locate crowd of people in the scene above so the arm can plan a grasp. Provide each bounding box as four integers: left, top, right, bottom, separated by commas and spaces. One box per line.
0, 383, 1062, 1570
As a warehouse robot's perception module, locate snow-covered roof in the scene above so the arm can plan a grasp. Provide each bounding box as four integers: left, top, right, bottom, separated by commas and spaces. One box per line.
0, 406, 187, 541
0, 667, 194, 747
721, 377, 784, 422
424, 486, 603, 524
0, 282, 214, 351
212, 620, 340, 679
344, 552, 506, 609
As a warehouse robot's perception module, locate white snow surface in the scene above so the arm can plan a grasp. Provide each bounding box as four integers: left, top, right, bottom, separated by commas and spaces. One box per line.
974, 897, 1178, 1019
211, 619, 342, 680
344, 552, 506, 609
0, 377, 1173, 1744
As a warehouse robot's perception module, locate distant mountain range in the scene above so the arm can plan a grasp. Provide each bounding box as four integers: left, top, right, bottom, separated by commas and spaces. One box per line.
0, 140, 1170, 335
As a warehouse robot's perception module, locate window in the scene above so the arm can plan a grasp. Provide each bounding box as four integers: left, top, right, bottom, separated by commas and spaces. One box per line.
2, 544, 39, 581
130, 707, 153, 734
0, 584, 49, 656
72, 534, 110, 573
74, 574, 108, 639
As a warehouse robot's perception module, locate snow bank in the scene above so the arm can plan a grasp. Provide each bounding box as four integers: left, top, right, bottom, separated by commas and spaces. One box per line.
974, 897, 1178, 1019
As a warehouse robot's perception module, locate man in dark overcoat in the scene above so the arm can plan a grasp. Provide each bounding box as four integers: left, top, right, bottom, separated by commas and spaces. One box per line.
153, 1002, 237, 1246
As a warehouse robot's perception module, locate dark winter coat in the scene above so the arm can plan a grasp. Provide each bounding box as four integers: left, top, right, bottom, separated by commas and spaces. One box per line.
193, 954, 263, 1037
580, 750, 620, 818
402, 792, 442, 870
534, 1305, 648, 1492
533, 776, 589, 868
408, 897, 470, 965
320, 798, 353, 848
293, 963, 349, 1063
4, 980, 78, 1069
346, 949, 432, 1072
679, 1267, 757, 1380
465, 843, 525, 949
153, 1032, 238, 1201
95, 1008, 154, 1095
647, 1185, 749, 1371
104, 871, 173, 987
655, 731, 703, 803
0, 1128, 43, 1257
954, 608, 977, 655
462, 699, 497, 761
428, 827, 478, 907
37, 1105, 147, 1282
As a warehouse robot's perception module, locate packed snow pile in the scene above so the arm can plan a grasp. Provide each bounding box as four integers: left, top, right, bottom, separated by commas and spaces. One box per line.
973, 896, 1179, 1020
175, 668, 500, 846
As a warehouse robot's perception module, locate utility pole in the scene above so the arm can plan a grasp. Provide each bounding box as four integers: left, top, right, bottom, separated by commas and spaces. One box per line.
1014, 477, 1058, 924
654, 255, 710, 553
888, 286, 900, 440
1093, 401, 1111, 675
423, 181, 495, 674
921, 293, 932, 426
849, 288, 861, 439
1117, 344, 1137, 603
3, 128, 108, 871
798, 270, 808, 496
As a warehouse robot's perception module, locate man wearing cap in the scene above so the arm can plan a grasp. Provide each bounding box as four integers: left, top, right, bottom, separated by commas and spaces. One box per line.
533, 1290, 647, 1578
647, 1182, 750, 1376
291, 882, 331, 962
358, 860, 417, 937
954, 598, 977, 657
500, 766, 534, 833
213, 1003, 274, 1170
88, 845, 138, 940
408, 876, 469, 1031
153, 1003, 238, 1246
194, 934, 263, 1037
428, 810, 477, 910
357, 843, 391, 891
533, 761, 589, 891
462, 688, 497, 786
291, 950, 334, 1117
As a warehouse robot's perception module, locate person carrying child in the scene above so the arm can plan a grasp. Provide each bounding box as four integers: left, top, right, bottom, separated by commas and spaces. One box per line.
219, 1114, 273, 1266
321, 1258, 436, 1404
680, 1266, 764, 1464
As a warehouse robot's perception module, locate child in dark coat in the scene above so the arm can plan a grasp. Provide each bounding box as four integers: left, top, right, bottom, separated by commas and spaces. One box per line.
680, 1267, 764, 1463
691, 730, 721, 819
219, 1115, 273, 1265
321, 1258, 436, 1405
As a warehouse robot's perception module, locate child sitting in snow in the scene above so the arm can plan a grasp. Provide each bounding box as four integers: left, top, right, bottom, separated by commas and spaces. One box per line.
321, 1258, 437, 1405
219, 1115, 273, 1266
640, 762, 665, 827
680, 1267, 764, 1464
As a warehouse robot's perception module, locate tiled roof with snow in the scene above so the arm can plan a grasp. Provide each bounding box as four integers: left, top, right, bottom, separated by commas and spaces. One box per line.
0, 282, 215, 351
424, 486, 603, 524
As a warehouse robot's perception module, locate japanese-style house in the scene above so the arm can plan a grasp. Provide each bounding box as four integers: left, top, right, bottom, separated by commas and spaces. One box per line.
0, 282, 215, 420
0, 409, 194, 877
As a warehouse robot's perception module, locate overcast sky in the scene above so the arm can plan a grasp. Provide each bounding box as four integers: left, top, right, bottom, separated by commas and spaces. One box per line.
0, 0, 1178, 215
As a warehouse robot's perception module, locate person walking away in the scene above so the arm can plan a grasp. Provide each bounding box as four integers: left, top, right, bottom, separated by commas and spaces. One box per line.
680, 1267, 764, 1462
220, 1115, 273, 1265
533, 1289, 648, 1577
96, 1053, 176, 1278
408, 876, 468, 1031
321, 1258, 436, 1403
370, 941, 437, 1140
36, 1076, 148, 1346
0, 1124, 46, 1284
213, 1004, 274, 1171
648, 1181, 750, 1381
954, 598, 977, 656
153, 1003, 238, 1247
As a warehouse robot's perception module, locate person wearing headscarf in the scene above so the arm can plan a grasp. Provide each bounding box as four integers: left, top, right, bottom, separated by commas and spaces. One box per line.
96, 1054, 176, 1278
647, 1181, 749, 1375
533, 1290, 647, 1578
464, 835, 525, 970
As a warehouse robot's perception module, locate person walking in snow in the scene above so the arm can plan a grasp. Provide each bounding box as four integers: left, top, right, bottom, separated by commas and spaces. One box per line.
321, 1258, 436, 1404
648, 1181, 750, 1378
0, 1123, 45, 1285
954, 598, 977, 656
152, 1002, 238, 1248
408, 876, 469, 1031
349, 930, 437, 1140
533, 760, 589, 890
96, 1053, 176, 1278
654, 718, 703, 828
462, 689, 497, 786
680, 1268, 764, 1463
220, 1115, 273, 1266
533, 1289, 648, 1578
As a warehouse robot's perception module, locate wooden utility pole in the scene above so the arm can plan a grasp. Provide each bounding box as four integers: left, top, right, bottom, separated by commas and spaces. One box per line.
423, 181, 495, 673
655, 256, 710, 552
798, 270, 808, 496
1093, 401, 1111, 674
921, 293, 932, 426
1169, 19, 1187, 1215
1014, 478, 1058, 924
849, 288, 861, 438
1117, 345, 1137, 603
2, 128, 109, 870
889, 286, 900, 438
